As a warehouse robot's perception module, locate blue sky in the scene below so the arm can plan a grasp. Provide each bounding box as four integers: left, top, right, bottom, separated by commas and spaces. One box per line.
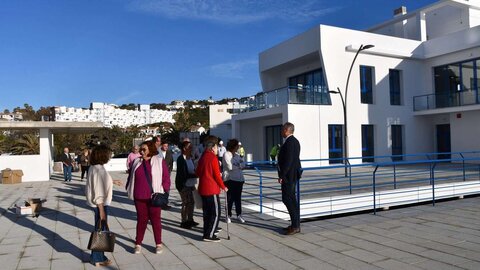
0, 0, 437, 111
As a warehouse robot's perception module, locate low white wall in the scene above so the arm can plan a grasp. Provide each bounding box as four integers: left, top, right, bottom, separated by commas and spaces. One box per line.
105, 158, 128, 172
0, 155, 49, 182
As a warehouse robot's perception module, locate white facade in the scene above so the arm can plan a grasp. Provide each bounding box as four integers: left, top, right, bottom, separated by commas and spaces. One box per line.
54, 102, 176, 128
232, 0, 480, 163
209, 102, 247, 141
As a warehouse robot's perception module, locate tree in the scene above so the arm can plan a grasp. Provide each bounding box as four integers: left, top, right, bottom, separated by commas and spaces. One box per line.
11, 133, 39, 155
35, 106, 53, 121
173, 107, 209, 132
151, 103, 167, 110
13, 103, 36, 120
119, 103, 137, 110
0, 133, 6, 153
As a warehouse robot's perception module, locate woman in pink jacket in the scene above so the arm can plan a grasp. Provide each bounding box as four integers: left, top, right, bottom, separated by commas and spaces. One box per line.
126, 140, 170, 254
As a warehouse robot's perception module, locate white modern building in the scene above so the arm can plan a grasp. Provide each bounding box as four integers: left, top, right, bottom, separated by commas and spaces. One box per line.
209, 101, 248, 141
232, 0, 480, 164
54, 102, 176, 128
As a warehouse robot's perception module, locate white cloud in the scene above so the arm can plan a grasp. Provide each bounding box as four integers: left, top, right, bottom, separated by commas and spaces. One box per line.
126, 0, 339, 24
209, 59, 257, 78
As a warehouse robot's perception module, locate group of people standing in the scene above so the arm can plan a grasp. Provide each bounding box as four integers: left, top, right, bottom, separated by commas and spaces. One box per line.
175, 135, 246, 242
83, 121, 302, 267
59, 147, 91, 182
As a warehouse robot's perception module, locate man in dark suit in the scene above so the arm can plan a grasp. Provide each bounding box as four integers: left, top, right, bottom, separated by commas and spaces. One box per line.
277, 122, 302, 235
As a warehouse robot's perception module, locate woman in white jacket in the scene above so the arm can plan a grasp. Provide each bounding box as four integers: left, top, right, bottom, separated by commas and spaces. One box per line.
85, 145, 122, 267
222, 139, 246, 223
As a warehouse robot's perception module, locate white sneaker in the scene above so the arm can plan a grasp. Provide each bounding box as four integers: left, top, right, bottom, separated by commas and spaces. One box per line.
227, 216, 231, 223
134, 245, 141, 254
237, 215, 245, 223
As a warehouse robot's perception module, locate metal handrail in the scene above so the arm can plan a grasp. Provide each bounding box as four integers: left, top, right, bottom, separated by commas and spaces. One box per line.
248, 151, 480, 217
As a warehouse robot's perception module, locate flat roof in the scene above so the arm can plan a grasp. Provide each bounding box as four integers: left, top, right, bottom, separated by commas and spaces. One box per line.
0, 121, 103, 133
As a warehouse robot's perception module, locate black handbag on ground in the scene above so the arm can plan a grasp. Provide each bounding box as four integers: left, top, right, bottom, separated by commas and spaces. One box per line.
87, 220, 115, 252
143, 161, 169, 208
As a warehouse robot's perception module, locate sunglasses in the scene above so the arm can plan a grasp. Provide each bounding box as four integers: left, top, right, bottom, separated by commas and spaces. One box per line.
140, 148, 148, 152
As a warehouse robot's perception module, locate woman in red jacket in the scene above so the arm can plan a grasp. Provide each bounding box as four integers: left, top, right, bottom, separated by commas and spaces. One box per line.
196, 135, 228, 242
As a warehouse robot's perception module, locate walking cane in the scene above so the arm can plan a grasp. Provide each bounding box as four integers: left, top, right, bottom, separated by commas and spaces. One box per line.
224, 191, 230, 240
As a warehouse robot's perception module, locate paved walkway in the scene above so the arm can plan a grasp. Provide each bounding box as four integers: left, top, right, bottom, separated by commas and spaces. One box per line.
1, 171, 480, 270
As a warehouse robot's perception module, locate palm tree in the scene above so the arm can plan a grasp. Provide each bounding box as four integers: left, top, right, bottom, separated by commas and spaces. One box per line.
11, 133, 40, 155
0, 134, 5, 153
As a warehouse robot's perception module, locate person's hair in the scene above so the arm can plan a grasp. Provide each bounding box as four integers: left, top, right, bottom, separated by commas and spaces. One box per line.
203, 135, 218, 150
226, 139, 239, 152
90, 145, 112, 165
141, 140, 159, 157
283, 122, 295, 133
151, 135, 161, 144
162, 140, 169, 145
180, 141, 191, 154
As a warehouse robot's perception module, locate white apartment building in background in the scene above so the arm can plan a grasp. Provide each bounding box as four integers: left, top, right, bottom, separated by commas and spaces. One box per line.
54, 102, 176, 128
231, 0, 480, 164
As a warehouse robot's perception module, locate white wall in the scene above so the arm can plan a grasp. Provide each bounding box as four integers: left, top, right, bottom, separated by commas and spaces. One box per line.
0, 128, 52, 182
286, 104, 321, 166
209, 104, 234, 141
232, 106, 285, 161
104, 158, 128, 172
0, 155, 48, 182
450, 111, 480, 152
319, 25, 433, 159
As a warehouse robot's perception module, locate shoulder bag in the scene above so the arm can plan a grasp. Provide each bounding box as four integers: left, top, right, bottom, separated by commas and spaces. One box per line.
143, 161, 169, 208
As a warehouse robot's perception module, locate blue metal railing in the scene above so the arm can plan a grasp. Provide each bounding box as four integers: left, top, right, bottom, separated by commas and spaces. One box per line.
244, 151, 480, 219
413, 91, 480, 111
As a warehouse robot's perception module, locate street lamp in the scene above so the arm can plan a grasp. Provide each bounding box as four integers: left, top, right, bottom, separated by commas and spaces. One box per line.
330, 44, 374, 177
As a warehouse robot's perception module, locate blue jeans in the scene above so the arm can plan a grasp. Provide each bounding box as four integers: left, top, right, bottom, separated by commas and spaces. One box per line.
90, 206, 109, 265
63, 165, 72, 181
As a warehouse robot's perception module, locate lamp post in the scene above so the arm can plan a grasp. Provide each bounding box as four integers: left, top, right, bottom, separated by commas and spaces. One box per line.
330, 44, 374, 177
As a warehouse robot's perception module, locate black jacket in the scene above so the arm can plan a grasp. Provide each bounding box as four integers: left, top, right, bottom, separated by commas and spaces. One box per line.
277, 135, 302, 183
58, 153, 73, 166
162, 150, 174, 173
175, 155, 197, 191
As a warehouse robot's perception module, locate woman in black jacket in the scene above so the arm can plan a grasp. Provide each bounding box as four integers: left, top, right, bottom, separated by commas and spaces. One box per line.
175, 141, 199, 229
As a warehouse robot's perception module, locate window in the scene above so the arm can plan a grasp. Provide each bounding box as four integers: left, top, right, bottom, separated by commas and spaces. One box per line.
391, 125, 403, 161
434, 58, 480, 107
362, 125, 374, 162
288, 69, 330, 105
360, 66, 374, 104
328, 125, 343, 164
389, 69, 402, 105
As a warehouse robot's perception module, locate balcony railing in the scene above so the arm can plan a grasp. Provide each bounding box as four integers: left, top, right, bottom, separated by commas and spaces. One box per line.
413, 91, 480, 111
234, 86, 332, 113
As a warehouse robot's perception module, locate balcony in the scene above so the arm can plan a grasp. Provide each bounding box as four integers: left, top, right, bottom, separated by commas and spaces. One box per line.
413, 91, 480, 111
234, 86, 332, 113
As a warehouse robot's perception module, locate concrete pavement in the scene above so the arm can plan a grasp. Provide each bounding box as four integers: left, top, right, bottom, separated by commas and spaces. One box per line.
1, 171, 480, 269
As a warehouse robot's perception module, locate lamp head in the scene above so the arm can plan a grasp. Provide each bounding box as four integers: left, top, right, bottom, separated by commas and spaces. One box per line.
361, 44, 375, 51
